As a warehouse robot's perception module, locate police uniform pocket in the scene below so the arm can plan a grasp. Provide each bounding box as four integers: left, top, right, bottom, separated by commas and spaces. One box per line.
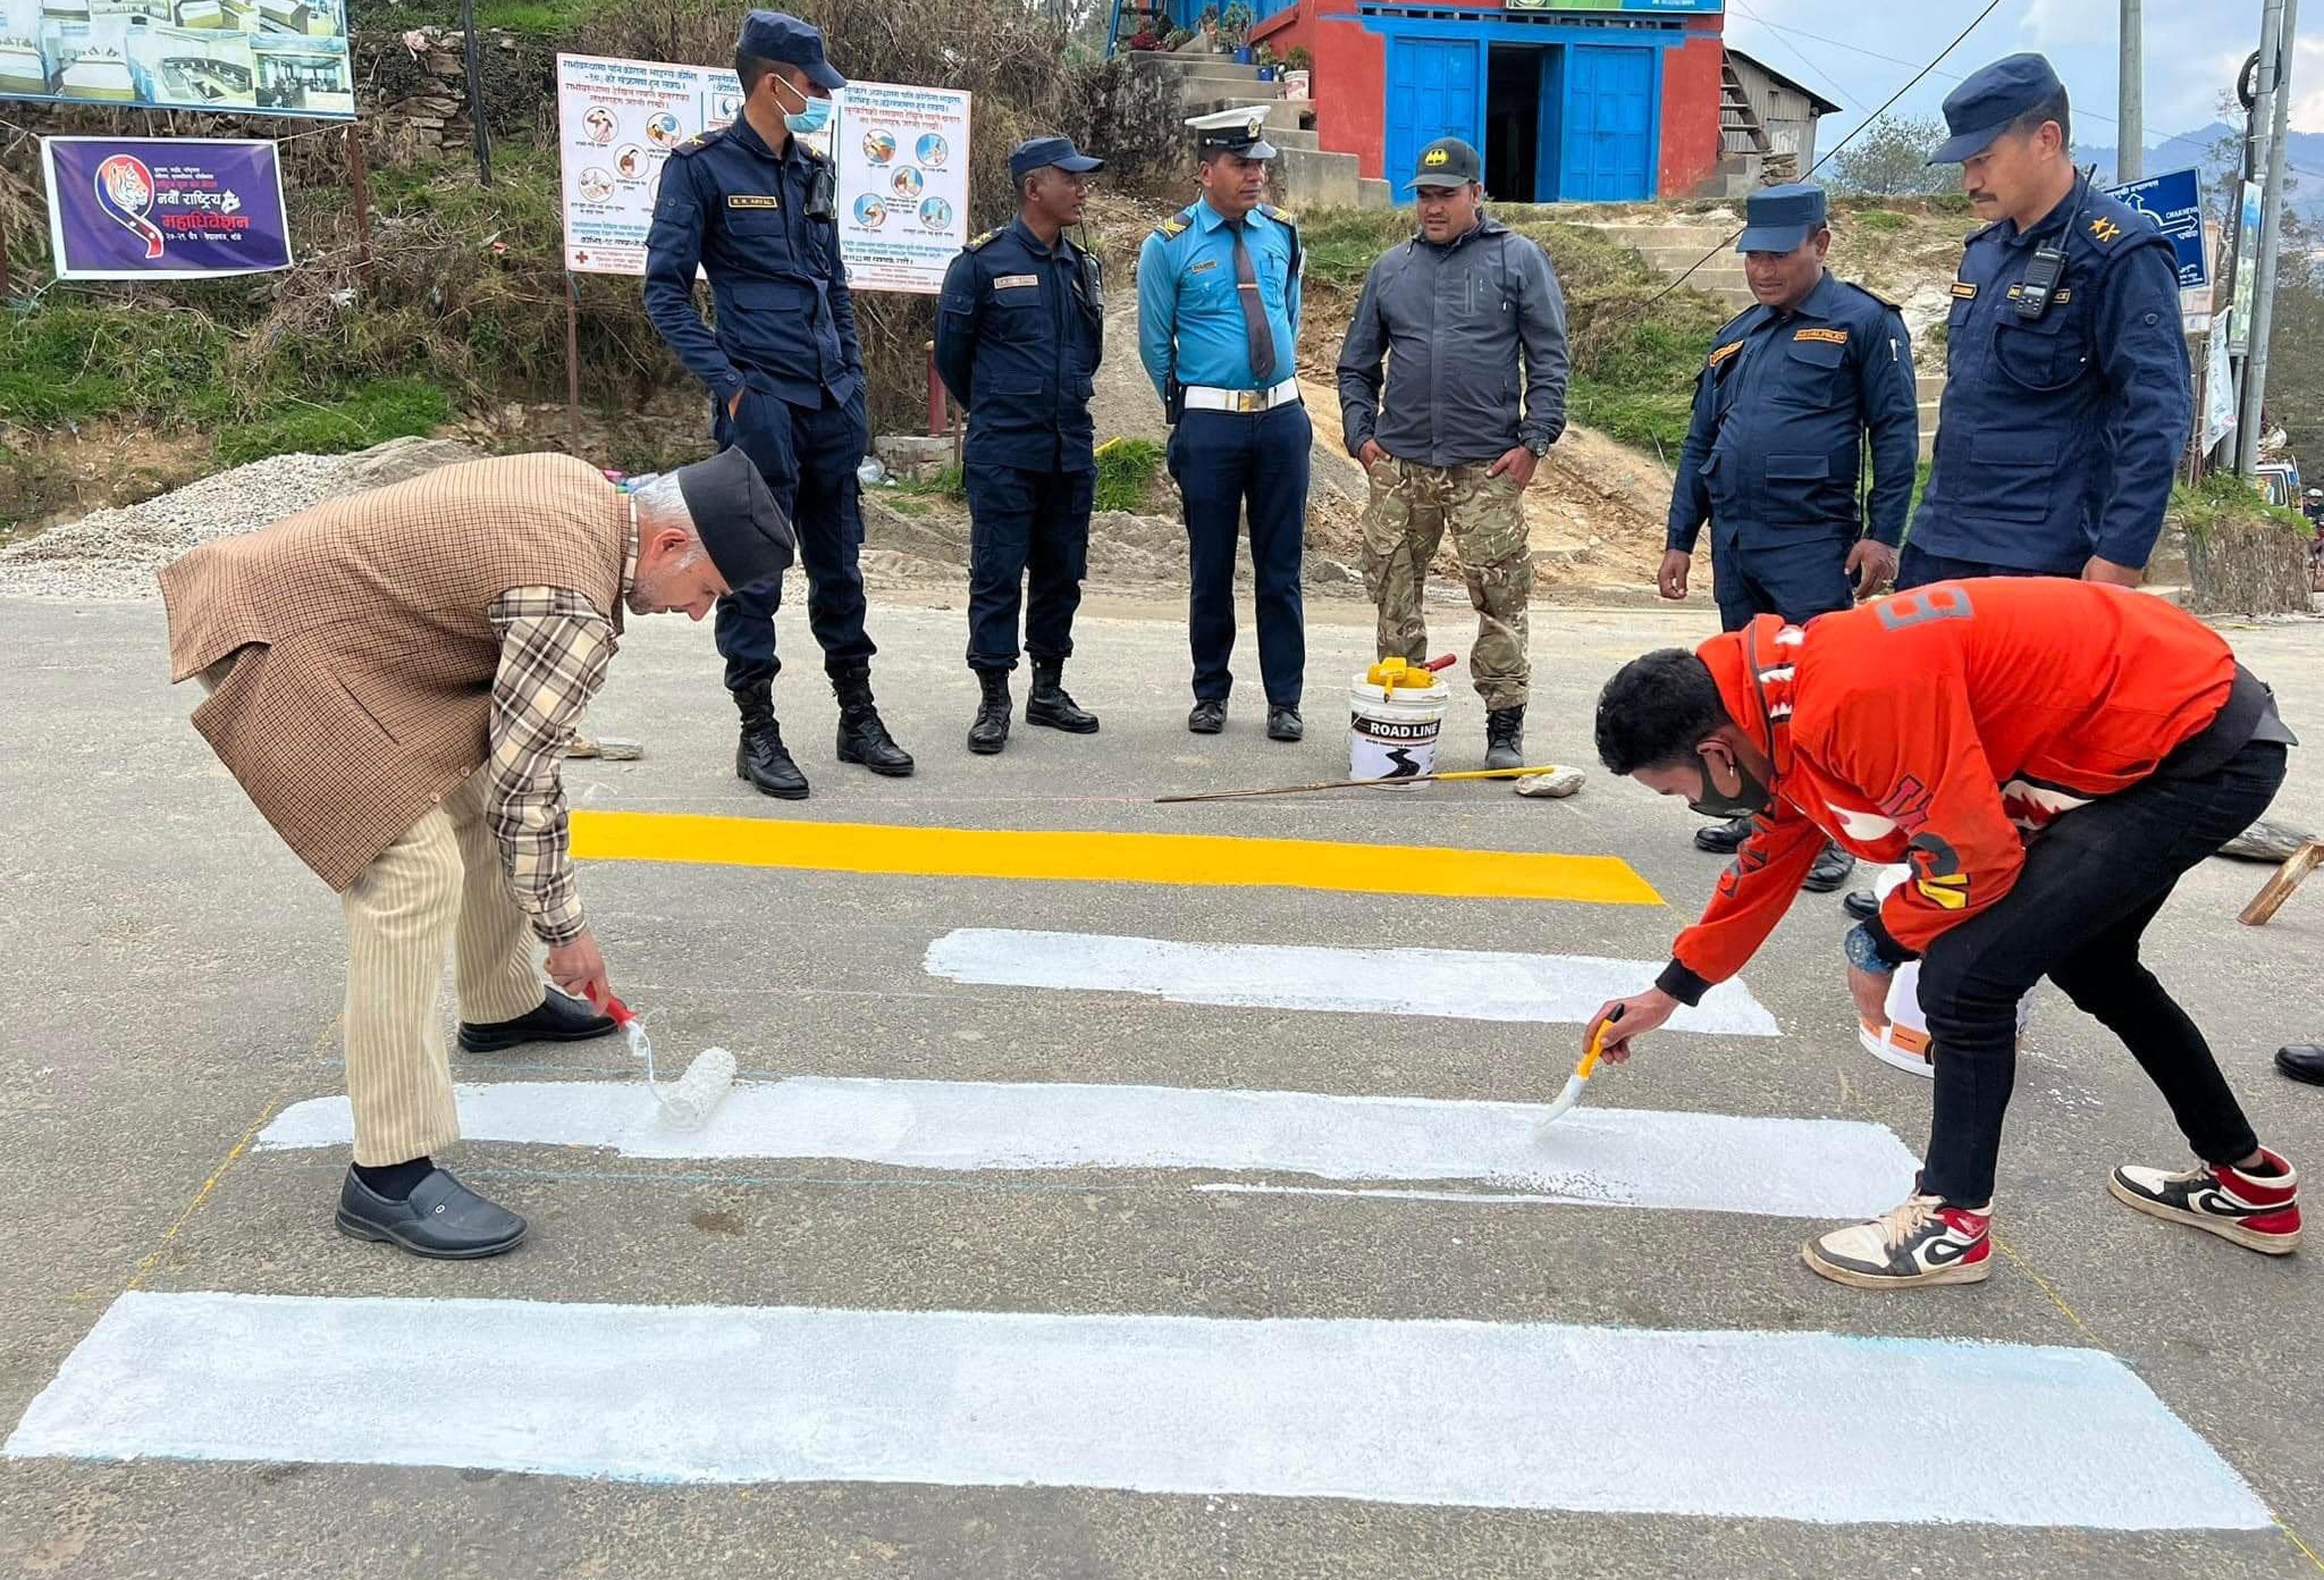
1776, 336, 1848, 405
1962, 431, 2058, 522
1994, 309, 2090, 392
1765, 454, 1830, 481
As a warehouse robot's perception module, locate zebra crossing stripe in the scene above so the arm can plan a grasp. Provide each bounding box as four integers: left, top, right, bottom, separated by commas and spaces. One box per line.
255, 1075, 1919, 1219
922, 929, 1780, 1035
5, 1291, 2270, 1530
568, 811, 1662, 906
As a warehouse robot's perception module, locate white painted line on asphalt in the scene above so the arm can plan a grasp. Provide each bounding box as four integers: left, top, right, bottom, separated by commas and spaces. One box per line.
256, 1075, 1916, 1219
921, 929, 1780, 1036
6, 1291, 2270, 1530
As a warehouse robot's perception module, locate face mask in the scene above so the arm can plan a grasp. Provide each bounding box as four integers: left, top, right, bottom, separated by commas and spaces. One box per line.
773, 77, 832, 137
1686, 748, 1773, 819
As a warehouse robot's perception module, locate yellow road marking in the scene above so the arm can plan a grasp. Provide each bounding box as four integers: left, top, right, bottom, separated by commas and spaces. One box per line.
572, 812, 1662, 906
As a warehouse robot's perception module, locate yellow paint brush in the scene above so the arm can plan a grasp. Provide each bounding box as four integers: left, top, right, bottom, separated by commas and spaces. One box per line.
1540, 1007, 1622, 1127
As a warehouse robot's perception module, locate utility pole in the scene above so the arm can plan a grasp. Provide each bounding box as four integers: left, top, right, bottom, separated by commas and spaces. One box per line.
2237, 0, 2297, 477
2118, 0, 2143, 181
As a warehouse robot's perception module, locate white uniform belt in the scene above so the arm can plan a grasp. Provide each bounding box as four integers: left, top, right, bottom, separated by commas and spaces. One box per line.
1181, 379, 1301, 413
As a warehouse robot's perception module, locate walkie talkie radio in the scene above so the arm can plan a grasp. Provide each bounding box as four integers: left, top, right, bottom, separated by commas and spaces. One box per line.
2013, 165, 2096, 323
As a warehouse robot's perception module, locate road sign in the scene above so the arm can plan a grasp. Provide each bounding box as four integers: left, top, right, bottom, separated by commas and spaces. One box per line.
2107, 165, 2210, 293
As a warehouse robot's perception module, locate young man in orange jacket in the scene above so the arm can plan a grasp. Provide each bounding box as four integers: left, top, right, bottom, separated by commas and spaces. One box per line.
1588, 579, 2301, 1288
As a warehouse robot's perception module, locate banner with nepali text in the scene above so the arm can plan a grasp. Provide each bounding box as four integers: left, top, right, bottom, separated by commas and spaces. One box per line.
42, 135, 292, 279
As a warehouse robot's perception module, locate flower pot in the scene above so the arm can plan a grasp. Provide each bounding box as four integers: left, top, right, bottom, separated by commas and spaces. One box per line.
1255, 64, 1275, 79
1283, 67, 1310, 99
1233, 43, 1252, 62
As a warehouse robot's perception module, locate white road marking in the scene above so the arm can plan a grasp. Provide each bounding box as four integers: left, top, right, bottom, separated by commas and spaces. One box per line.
920, 929, 1779, 1036
5, 1291, 2269, 1530
256, 1076, 1917, 1219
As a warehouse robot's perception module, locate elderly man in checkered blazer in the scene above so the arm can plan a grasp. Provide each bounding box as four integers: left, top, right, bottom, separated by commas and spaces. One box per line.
161, 448, 791, 1260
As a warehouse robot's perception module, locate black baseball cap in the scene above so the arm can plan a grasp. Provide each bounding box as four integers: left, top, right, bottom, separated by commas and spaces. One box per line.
1408, 137, 1482, 189
1930, 52, 2066, 164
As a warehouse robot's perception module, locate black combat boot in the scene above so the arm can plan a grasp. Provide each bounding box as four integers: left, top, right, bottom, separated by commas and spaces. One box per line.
1484, 706, 1525, 771
733, 683, 809, 799
1025, 659, 1099, 734
968, 670, 1012, 755
832, 664, 915, 776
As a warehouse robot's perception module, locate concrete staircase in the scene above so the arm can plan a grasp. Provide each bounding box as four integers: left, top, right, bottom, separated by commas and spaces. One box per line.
1128, 51, 1389, 210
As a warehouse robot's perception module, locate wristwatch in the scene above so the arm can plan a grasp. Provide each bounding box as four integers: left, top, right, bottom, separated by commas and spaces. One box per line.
1843, 922, 1894, 975
1523, 435, 1551, 458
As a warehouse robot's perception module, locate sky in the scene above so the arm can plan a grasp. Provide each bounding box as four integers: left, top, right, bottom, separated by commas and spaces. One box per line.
1723, 0, 2319, 167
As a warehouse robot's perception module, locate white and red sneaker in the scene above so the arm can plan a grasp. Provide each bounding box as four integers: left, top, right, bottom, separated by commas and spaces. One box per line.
1803, 1193, 1992, 1289
2108, 1150, 2302, 1254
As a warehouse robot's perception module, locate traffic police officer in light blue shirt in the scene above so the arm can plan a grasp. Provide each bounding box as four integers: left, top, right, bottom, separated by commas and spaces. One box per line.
936, 135, 1108, 756
1138, 108, 1309, 742
1907, 52, 2192, 590
1661, 181, 1919, 894
643, 9, 913, 800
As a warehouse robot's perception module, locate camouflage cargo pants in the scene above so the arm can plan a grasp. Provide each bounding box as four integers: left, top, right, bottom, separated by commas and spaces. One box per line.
1360, 455, 1532, 710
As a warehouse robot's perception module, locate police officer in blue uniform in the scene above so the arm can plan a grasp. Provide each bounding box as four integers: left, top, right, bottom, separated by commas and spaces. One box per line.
643, 10, 913, 799
1660, 182, 1919, 892
935, 135, 1108, 755
1138, 108, 1308, 742
1907, 53, 2191, 590
1839, 54, 2193, 924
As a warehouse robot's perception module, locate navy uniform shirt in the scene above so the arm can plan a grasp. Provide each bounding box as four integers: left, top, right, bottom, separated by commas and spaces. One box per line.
1667, 270, 1919, 553
1136, 197, 1301, 399
642, 116, 863, 413
1914, 172, 2191, 573
934, 217, 1105, 474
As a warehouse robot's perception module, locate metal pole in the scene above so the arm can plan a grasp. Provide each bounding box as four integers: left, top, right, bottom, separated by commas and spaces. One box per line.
2238, 0, 2295, 477
345, 121, 374, 277
2117, 0, 2143, 183
566, 272, 582, 452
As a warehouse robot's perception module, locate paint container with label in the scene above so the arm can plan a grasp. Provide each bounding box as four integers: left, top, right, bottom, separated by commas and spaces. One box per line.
1348, 659, 1452, 782
1856, 870, 2033, 1078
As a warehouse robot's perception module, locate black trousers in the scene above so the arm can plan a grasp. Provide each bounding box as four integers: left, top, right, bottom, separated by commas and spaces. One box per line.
1915, 737, 2286, 1205
1168, 403, 1309, 707
965, 463, 1093, 673
712, 390, 875, 692
1896, 542, 2072, 590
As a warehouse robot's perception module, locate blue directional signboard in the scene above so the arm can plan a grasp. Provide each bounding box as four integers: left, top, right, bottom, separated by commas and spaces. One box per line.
2106, 166, 2210, 292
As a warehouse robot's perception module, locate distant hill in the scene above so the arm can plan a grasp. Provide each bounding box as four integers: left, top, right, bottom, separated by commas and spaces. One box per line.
2074, 121, 2324, 227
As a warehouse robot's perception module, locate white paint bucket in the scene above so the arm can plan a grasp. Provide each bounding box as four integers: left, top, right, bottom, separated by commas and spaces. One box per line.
1856, 868, 2033, 1078
1283, 68, 1311, 100
1348, 672, 1451, 781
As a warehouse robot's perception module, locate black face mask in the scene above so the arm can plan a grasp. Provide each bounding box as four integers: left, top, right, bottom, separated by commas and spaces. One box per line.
1686, 748, 1773, 819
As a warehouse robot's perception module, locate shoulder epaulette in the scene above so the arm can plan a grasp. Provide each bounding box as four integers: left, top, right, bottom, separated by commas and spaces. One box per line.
1843, 278, 1904, 314
964, 227, 1004, 252
1151, 206, 1197, 241
1259, 202, 1297, 226
669, 127, 724, 157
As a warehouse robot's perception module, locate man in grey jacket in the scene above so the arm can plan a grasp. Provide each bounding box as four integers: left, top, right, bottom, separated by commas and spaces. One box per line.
1337, 138, 1569, 769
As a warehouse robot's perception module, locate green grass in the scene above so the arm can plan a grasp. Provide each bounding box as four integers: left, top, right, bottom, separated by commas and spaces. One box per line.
214, 379, 454, 468
2170, 472, 2314, 540
0, 303, 238, 426
1094, 436, 1165, 512
1852, 209, 1906, 232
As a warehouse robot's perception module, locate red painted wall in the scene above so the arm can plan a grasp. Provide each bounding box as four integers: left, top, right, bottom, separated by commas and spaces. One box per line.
1659, 20, 1725, 198
1254, 0, 1387, 180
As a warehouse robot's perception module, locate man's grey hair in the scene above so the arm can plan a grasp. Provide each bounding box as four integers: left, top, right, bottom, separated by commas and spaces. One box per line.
625, 473, 707, 564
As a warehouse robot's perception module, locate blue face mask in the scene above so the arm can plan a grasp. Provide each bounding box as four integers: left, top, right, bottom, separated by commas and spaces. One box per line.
776, 78, 832, 137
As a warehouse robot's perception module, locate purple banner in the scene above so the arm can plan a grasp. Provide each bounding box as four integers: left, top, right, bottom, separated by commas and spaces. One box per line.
43, 136, 292, 281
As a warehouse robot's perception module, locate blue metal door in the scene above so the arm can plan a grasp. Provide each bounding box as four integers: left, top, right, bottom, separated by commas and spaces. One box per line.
1385, 37, 1481, 205
1533, 46, 1566, 202
1559, 44, 1655, 202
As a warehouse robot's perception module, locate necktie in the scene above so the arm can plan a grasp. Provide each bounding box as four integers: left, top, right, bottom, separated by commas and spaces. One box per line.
1229, 219, 1276, 385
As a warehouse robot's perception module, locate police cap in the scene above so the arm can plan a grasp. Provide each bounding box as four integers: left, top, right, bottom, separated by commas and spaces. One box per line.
1931, 52, 2066, 164
736, 10, 845, 92
1009, 135, 1105, 182
1186, 106, 1277, 162
1734, 182, 1827, 254
671, 447, 795, 590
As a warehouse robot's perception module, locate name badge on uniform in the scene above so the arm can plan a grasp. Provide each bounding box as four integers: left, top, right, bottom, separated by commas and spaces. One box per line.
993, 274, 1040, 290
728, 194, 781, 209
1706, 341, 1743, 369
1188, 258, 1219, 274
1793, 327, 1848, 345
1949, 281, 1978, 298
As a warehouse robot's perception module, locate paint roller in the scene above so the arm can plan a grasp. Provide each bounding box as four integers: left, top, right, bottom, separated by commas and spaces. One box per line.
586, 988, 737, 1130
1538, 1006, 1621, 1128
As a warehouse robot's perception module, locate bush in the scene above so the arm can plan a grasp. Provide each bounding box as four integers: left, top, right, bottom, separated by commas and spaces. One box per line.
1094, 436, 1164, 512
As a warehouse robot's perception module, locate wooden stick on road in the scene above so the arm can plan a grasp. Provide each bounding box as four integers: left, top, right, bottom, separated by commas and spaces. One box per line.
1156, 765, 1575, 804
2239, 837, 2324, 927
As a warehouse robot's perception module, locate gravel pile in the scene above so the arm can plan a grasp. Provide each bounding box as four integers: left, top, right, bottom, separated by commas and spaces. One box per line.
0, 452, 363, 602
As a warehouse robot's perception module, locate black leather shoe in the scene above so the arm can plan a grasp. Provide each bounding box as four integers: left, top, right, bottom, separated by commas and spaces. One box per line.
733, 683, 809, 799
458, 987, 617, 1053
968, 670, 1011, 755
1693, 815, 1755, 854
2278, 1045, 2324, 1086
1188, 699, 1226, 735
832, 665, 915, 776
1267, 706, 1304, 743
1841, 887, 1880, 921
1025, 659, 1099, 733
336, 1166, 527, 1260
1803, 841, 1858, 893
